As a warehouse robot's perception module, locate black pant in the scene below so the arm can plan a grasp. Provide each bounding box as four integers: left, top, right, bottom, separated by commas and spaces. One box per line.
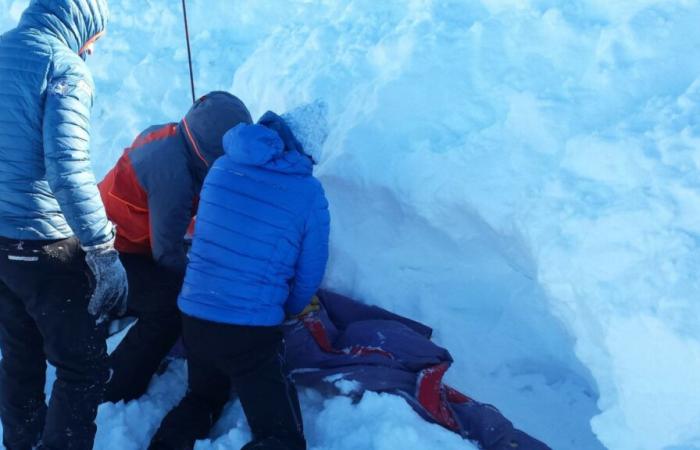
149, 314, 305, 450
104, 253, 182, 403
0, 237, 108, 450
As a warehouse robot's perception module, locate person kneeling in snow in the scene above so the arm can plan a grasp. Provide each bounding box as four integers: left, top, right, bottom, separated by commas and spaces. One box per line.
148, 109, 330, 450
98, 92, 253, 402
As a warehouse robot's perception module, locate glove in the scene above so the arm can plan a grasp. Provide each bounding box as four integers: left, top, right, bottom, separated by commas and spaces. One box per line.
83, 237, 129, 323
290, 295, 321, 320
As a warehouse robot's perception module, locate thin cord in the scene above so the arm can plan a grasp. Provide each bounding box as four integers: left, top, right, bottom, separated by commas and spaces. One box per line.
182, 0, 196, 104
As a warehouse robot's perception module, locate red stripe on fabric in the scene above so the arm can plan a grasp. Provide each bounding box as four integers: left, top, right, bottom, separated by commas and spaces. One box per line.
445, 385, 472, 404
182, 117, 209, 167
302, 316, 395, 359
346, 345, 394, 359
417, 363, 460, 431
302, 317, 337, 353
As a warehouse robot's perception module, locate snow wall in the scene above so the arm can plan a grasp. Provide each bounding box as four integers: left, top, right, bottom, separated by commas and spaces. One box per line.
2, 1, 700, 449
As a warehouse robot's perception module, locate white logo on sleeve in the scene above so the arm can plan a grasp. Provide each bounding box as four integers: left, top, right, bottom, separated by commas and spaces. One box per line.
49, 80, 68, 96
48, 80, 93, 98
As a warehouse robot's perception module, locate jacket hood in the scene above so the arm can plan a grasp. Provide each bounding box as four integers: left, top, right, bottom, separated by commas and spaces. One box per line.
19, 0, 109, 54
180, 91, 253, 176
222, 112, 313, 176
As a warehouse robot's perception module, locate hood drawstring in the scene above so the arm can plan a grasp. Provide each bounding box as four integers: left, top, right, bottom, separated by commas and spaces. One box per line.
182, 117, 209, 168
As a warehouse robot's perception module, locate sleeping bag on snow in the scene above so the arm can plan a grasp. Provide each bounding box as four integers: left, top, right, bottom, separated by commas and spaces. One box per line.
282, 290, 551, 450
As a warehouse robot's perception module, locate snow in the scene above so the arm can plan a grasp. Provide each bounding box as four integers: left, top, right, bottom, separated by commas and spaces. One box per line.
2, 1, 700, 449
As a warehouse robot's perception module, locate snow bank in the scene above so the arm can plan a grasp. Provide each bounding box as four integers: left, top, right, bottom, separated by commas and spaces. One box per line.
2, 1, 699, 449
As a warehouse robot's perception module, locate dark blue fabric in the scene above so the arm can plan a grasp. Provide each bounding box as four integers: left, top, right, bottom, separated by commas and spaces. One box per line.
181, 91, 253, 185
0, 0, 112, 246
285, 291, 552, 450
178, 113, 330, 326
127, 92, 252, 273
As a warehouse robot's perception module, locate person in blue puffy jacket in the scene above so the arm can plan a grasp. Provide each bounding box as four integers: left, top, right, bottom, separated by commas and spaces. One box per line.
0, 1, 127, 449
150, 104, 330, 450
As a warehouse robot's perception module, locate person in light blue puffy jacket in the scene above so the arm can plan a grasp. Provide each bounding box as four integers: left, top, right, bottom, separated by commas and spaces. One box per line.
0, 1, 127, 448
150, 104, 330, 450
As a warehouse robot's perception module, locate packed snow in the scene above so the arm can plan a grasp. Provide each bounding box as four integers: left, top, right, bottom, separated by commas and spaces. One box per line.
2, 0, 700, 449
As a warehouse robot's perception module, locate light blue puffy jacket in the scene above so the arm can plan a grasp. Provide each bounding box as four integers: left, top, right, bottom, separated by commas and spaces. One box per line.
0, 0, 113, 246
179, 112, 331, 326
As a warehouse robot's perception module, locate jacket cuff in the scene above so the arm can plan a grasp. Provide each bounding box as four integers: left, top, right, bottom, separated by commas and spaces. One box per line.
285, 292, 310, 316
80, 224, 116, 252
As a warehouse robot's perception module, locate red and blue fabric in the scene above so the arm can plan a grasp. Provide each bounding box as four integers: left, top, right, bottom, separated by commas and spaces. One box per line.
98, 92, 252, 273
284, 291, 552, 450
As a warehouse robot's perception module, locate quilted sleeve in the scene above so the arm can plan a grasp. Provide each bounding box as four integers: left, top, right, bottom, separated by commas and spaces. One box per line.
43, 70, 113, 247
286, 187, 331, 315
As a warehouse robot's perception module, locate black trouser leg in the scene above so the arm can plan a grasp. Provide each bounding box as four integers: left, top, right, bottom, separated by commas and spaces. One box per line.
150, 315, 305, 450
149, 325, 229, 450
0, 237, 108, 450
35, 287, 108, 450
235, 343, 305, 450
151, 315, 306, 450
0, 282, 47, 450
105, 254, 182, 403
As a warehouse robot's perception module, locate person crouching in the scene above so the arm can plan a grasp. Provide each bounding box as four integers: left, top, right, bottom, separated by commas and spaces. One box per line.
149, 104, 330, 450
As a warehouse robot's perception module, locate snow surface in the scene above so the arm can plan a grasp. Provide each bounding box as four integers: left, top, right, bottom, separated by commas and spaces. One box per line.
2, 1, 700, 449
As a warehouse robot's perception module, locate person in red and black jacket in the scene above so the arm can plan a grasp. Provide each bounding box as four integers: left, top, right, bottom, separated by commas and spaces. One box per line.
98, 91, 252, 403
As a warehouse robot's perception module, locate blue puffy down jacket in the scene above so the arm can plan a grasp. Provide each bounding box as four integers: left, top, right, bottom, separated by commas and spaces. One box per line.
178, 112, 331, 326
0, 0, 113, 246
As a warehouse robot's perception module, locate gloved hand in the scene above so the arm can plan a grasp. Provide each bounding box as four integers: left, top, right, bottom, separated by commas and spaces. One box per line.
83, 238, 128, 324
290, 295, 321, 320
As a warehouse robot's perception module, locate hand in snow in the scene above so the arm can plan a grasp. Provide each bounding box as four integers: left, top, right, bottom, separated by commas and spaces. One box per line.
83, 238, 128, 324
